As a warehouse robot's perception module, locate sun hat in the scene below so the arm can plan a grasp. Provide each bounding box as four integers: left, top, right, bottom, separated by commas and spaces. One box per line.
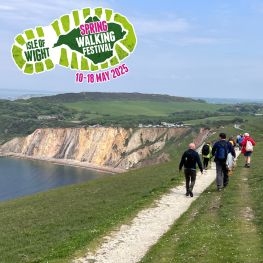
244, 132, 249, 137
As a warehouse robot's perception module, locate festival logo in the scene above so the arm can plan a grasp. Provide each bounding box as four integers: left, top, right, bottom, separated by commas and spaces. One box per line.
11, 7, 136, 82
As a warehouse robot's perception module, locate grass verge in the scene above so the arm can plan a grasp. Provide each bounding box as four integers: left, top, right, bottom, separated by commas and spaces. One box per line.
0, 158, 184, 263
141, 141, 263, 263
1, 124, 262, 262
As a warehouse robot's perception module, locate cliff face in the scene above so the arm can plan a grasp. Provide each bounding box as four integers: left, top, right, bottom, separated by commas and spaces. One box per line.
0, 127, 191, 169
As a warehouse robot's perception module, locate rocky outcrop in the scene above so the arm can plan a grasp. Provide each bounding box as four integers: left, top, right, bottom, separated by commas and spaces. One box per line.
0, 127, 193, 170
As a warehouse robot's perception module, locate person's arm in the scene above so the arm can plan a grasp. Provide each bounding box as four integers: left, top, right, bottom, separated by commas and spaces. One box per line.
196, 152, 203, 173
209, 146, 213, 158
228, 142, 236, 158
179, 153, 185, 171
251, 137, 256, 146
211, 143, 217, 156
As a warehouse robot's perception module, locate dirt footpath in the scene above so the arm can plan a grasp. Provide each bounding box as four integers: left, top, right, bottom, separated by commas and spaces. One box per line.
73, 162, 219, 263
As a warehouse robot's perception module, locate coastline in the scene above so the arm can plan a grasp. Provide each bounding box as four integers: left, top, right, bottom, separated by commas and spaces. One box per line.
0, 152, 126, 174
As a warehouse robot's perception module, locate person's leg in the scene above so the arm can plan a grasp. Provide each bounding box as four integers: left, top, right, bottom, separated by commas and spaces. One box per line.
246, 152, 252, 167
222, 162, 229, 187
189, 170, 196, 197
244, 152, 252, 167
203, 158, 209, 169
216, 161, 224, 190
246, 154, 248, 166
184, 169, 191, 196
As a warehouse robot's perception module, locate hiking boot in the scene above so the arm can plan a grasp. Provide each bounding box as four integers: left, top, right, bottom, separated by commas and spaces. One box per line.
189, 190, 193, 197
186, 191, 190, 196
247, 163, 250, 168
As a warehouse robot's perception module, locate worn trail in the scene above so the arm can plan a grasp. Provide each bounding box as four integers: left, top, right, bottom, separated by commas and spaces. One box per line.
73, 162, 219, 263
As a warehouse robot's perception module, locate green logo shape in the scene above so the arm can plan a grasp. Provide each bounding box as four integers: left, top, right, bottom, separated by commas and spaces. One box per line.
11, 7, 137, 74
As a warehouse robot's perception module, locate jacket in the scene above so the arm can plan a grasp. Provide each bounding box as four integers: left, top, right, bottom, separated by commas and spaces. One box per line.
212, 139, 236, 161
241, 136, 256, 154
202, 144, 212, 158
179, 149, 203, 172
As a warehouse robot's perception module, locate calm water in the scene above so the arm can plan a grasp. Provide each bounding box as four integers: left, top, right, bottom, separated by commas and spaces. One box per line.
0, 157, 106, 202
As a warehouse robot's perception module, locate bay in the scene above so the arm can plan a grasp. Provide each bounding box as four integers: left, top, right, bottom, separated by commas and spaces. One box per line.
0, 157, 106, 202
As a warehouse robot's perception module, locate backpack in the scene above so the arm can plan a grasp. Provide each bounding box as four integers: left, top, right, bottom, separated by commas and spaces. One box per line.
202, 144, 210, 155
215, 141, 228, 161
184, 150, 196, 167
245, 140, 253, 152
238, 136, 243, 144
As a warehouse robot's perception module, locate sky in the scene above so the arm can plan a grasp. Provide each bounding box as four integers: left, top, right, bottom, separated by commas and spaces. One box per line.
1, 0, 263, 100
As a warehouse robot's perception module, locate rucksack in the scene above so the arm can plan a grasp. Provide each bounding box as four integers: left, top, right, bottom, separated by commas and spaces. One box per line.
202, 144, 210, 155
184, 150, 196, 167
245, 140, 253, 152
238, 136, 243, 144
215, 141, 228, 161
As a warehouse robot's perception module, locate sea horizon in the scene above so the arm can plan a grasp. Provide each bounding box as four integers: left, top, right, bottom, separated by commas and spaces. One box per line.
0, 88, 262, 104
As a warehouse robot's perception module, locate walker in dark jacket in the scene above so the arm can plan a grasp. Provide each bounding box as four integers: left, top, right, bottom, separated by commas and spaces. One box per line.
179, 143, 203, 197
212, 132, 236, 190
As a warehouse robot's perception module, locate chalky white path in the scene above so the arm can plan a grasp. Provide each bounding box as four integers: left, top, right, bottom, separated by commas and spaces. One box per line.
73, 165, 217, 263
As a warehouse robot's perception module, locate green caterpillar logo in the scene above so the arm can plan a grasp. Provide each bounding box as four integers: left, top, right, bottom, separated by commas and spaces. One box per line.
11, 7, 137, 74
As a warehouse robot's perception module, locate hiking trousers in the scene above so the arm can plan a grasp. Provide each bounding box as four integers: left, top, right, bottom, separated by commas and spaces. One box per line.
203, 157, 210, 169
215, 160, 228, 189
184, 168, 197, 192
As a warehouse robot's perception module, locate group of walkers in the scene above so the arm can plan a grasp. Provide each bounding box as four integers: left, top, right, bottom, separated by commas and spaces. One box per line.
179, 132, 256, 197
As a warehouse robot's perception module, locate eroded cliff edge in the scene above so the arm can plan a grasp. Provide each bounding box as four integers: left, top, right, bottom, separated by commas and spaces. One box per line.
0, 127, 209, 172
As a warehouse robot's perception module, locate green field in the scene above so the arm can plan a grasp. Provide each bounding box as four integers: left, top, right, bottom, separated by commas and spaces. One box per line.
0, 92, 261, 143
63, 100, 221, 116
0, 92, 263, 262
141, 120, 263, 263
0, 119, 262, 262
0, 151, 187, 263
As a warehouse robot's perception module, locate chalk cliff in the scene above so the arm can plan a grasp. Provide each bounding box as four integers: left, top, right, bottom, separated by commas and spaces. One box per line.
0, 127, 193, 170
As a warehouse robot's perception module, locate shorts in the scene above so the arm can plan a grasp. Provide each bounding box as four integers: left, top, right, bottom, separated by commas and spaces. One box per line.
244, 151, 252, 157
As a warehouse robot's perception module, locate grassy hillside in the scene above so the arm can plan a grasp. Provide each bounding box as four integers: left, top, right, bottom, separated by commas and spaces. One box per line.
0, 92, 262, 262
63, 100, 220, 116
1, 91, 259, 143
28, 92, 201, 103
141, 148, 263, 262
0, 132, 194, 263
0, 118, 262, 262
141, 119, 263, 263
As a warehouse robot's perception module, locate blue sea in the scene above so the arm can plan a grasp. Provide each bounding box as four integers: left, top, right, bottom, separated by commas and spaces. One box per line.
0, 88, 57, 100
0, 157, 106, 202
